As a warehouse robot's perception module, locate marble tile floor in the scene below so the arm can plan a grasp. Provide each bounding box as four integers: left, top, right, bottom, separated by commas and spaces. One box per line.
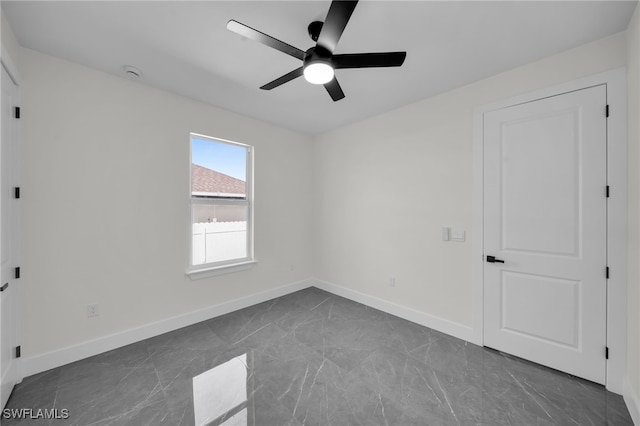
4, 287, 634, 426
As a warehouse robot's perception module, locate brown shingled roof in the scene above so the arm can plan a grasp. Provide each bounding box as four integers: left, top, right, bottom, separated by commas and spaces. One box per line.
192, 164, 246, 196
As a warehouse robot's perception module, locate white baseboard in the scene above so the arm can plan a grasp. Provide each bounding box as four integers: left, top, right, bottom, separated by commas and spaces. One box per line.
624, 376, 640, 426
21, 278, 314, 378
311, 278, 479, 345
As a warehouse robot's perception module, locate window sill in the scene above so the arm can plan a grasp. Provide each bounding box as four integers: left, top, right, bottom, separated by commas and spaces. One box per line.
186, 260, 257, 280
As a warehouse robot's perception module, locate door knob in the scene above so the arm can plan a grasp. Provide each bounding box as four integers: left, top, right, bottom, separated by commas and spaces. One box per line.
486, 255, 505, 263
0, 283, 8, 292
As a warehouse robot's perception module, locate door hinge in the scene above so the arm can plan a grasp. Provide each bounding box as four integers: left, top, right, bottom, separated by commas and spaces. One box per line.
15, 267, 20, 279
606, 266, 610, 279
15, 346, 21, 358
606, 105, 610, 118
14, 187, 20, 199
606, 185, 610, 198
606, 346, 609, 360
14, 106, 20, 119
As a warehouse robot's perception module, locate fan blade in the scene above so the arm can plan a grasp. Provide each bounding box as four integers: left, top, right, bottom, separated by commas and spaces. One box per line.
260, 67, 304, 90
227, 20, 305, 61
324, 78, 345, 101
333, 52, 407, 69
316, 1, 358, 53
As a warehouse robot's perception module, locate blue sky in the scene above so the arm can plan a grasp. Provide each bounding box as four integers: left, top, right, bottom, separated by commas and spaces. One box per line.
191, 136, 247, 181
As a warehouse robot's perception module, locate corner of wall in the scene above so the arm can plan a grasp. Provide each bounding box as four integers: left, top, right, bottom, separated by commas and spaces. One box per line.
1, 11, 22, 72
625, 376, 640, 426
627, 1, 640, 418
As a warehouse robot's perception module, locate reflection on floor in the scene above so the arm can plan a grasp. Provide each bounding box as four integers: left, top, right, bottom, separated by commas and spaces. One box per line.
4, 287, 634, 425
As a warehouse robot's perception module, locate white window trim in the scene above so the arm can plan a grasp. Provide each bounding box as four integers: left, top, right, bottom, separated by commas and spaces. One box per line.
187, 133, 255, 279
186, 260, 258, 280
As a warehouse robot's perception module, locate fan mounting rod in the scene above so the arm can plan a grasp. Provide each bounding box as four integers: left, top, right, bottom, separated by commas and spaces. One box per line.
308, 21, 323, 42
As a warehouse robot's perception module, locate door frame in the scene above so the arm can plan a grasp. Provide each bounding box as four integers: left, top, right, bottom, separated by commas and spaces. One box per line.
1, 45, 23, 388
472, 68, 627, 393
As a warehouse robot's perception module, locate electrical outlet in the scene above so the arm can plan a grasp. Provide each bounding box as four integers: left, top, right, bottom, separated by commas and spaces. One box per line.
389, 277, 396, 287
87, 303, 99, 318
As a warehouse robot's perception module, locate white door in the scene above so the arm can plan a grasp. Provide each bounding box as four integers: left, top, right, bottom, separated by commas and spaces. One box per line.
483, 85, 607, 384
1, 63, 21, 408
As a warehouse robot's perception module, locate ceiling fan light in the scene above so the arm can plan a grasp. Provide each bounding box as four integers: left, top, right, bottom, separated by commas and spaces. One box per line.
303, 62, 334, 85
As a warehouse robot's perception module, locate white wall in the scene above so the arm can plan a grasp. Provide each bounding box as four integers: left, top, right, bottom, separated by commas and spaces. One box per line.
626, 4, 640, 421
18, 48, 314, 360
313, 32, 627, 330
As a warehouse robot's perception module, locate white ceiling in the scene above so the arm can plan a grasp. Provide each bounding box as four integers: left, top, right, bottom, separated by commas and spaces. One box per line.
2, 1, 637, 135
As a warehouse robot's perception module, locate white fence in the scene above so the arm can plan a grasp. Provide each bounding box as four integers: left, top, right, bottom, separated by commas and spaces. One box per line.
192, 221, 247, 265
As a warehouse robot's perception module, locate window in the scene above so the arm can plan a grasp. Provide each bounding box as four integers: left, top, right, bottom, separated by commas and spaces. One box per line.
188, 133, 254, 276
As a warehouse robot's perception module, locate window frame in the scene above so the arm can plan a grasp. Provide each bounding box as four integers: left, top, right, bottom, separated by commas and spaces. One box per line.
186, 133, 255, 279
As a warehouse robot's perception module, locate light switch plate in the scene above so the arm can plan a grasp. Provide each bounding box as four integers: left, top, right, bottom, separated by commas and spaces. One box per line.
442, 227, 450, 241
451, 229, 466, 242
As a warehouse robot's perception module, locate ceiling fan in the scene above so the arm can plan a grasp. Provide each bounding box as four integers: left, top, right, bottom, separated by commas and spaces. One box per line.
227, 0, 407, 101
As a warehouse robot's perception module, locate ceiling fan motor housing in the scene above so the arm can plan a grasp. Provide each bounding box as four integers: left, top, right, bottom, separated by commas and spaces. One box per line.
304, 45, 332, 68
303, 45, 334, 84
